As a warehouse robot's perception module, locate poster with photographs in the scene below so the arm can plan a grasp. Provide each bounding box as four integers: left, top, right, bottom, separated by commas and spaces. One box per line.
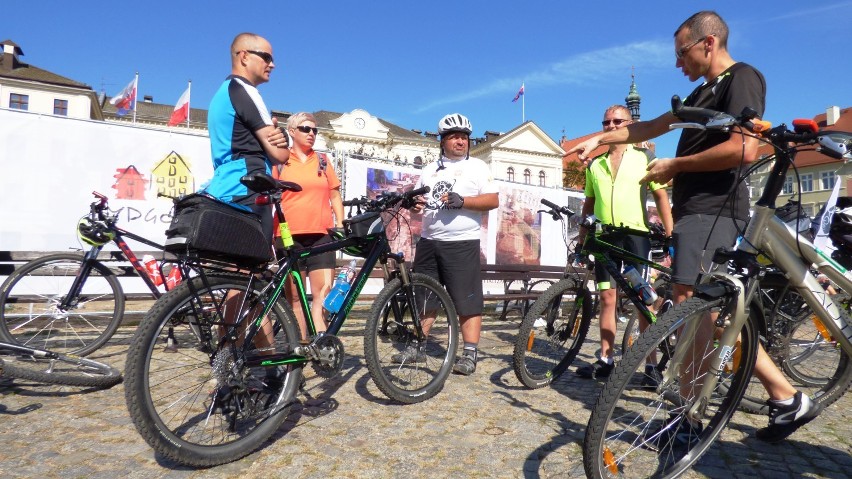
495, 184, 544, 265
345, 159, 422, 261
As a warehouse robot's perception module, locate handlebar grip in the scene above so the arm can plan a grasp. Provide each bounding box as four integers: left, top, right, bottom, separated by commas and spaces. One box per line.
406, 186, 430, 198
343, 198, 367, 207
540, 198, 560, 210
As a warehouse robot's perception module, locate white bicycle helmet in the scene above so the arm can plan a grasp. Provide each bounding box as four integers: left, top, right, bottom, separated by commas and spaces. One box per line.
438, 113, 472, 137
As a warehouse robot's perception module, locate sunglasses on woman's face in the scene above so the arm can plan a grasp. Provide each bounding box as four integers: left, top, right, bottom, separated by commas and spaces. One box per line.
295, 125, 318, 134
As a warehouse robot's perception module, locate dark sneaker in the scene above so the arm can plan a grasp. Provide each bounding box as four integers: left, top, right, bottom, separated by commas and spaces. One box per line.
756, 391, 822, 443
576, 359, 614, 379
644, 414, 703, 451
391, 343, 426, 364
640, 365, 664, 389
453, 355, 477, 375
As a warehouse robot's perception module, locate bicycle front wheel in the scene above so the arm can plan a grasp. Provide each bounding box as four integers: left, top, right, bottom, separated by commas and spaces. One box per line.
124, 273, 301, 467
584, 295, 759, 479
0, 253, 124, 356
513, 277, 593, 389
0, 348, 121, 388
364, 273, 459, 404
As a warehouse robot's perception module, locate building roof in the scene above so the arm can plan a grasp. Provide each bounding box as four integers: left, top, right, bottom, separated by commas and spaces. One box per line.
561, 131, 606, 168
101, 96, 208, 128
0, 39, 91, 90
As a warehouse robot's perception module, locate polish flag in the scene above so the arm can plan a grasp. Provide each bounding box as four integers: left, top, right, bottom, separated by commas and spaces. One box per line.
167, 84, 191, 126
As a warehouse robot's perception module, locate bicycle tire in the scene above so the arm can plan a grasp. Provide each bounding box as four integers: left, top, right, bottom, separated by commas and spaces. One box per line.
0, 348, 122, 388
584, 295, 759, 478
0, 253, 125, 356
364, 273, 459, 404
124, 273, 301, 467
512, 277, 593, 389
736, 286, 852, 415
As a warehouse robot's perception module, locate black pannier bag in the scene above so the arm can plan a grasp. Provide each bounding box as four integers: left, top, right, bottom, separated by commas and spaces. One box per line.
165, 193, 271, 264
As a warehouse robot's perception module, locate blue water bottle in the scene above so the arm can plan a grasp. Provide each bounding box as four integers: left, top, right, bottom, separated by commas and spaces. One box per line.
323, 260, 356, 313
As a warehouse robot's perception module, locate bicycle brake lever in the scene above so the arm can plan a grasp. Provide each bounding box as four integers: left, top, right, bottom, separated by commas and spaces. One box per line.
669, 122, 705, 131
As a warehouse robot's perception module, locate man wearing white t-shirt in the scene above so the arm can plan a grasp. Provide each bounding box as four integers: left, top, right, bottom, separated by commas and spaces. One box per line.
393, 113, 499, 375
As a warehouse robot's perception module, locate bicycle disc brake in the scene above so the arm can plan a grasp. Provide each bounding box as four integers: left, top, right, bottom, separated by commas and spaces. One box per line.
311, 335, 345, 378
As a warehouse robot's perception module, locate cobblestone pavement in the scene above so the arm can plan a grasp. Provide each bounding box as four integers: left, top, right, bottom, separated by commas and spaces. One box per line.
1, 305, 850, 478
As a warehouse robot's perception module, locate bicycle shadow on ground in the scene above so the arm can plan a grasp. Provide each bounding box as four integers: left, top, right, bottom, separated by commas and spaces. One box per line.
490, 389, 587, 478
149, 357, 363, 470
0, 377, 117, 400
706, 421, 852, 478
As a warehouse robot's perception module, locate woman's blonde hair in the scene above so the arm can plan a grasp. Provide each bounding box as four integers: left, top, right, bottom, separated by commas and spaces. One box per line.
287, 112, 317, 130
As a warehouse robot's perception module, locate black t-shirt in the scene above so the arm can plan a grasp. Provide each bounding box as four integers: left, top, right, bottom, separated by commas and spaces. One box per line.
672, 62, 766, 221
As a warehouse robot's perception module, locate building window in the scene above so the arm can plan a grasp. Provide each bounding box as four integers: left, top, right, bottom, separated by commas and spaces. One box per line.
10, 93, 29, 110
800, 174, 813, 192
782, 176, 793, 195
821, 171, 836, 190
507, 167, 514, 182
53, 99, 69, 116
538, 170, 546, 186
523, 169, 531, 184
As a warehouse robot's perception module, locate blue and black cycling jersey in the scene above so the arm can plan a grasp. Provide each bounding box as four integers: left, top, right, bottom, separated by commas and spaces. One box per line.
203, 74, 273, 210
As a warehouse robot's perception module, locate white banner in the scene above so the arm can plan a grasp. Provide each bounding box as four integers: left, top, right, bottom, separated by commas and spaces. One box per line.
0, 109, 212, 252
342, 157, 584, 267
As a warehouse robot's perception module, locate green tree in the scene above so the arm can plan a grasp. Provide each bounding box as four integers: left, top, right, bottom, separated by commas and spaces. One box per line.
563, 161, 586, 189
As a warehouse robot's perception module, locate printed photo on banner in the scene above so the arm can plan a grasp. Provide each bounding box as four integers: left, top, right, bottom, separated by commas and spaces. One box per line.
495, 184, 543, 265
365, 167, 422, 260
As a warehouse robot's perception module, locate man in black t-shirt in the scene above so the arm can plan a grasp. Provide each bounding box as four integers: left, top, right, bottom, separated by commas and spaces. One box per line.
568, 10, 821, 444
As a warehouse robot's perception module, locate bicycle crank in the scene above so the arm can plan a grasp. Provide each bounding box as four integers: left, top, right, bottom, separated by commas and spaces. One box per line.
310, 334, 345, 378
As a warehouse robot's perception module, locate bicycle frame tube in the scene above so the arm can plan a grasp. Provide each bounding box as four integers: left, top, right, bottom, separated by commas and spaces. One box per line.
587, 234, 673, 324
113, 229, 165, 296
759, 214, 852, 356
324, 236, 388, 335
57, 245, 105, 310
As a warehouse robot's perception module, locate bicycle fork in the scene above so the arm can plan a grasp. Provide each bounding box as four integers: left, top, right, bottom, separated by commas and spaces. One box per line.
663, 270, 747, 424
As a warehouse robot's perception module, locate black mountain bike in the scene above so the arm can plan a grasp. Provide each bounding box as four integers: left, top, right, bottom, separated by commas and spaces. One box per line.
0, 191, 175, 356
124, 174, 458, 467
513, 199, 672, 389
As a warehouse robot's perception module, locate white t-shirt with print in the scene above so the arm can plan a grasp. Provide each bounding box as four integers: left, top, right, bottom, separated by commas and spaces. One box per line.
416, 156, 497, 241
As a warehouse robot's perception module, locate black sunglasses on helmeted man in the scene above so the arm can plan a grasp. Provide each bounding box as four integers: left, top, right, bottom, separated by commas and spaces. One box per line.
240, 50, 274, 64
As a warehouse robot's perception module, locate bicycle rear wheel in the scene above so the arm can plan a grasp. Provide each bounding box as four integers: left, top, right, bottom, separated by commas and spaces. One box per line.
364, 273, 459, 404
737, 286, 852, 414
513, 277, 593, 389
584, 295, 759, 478
0, 348, 121, 388
0, 253, 124, 356
124, 273, 300, 467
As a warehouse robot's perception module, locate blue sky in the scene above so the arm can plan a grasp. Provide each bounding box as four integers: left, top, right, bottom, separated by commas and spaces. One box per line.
6, 1, 851, 157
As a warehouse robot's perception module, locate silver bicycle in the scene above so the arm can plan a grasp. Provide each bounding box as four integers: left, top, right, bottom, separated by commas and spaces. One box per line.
583, 96, 852, 478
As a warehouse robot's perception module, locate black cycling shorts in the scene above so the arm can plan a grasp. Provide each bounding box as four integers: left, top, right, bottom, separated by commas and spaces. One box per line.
413, 238, 484, 317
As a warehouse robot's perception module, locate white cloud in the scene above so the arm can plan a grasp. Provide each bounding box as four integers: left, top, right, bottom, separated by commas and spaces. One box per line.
415, 40, 671, 113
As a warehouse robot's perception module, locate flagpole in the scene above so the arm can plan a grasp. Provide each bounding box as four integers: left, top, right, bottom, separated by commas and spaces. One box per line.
522, 82, 525, 123
185, 80, 191, 129
132, 72, 139, 124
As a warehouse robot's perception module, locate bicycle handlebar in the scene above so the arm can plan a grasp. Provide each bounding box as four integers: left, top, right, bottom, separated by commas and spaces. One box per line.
539, 198, 575, 220
342, 186, 430, 214
669, 95, 851, 160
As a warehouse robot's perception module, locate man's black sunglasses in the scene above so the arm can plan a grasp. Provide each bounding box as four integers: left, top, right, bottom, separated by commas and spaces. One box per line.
296, 125, 318, 134
241, 50, 274, 64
